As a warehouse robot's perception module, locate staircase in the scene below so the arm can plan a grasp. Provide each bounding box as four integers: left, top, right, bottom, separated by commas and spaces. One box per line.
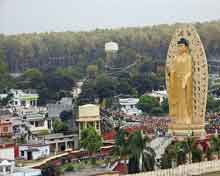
149, 136, 173, 160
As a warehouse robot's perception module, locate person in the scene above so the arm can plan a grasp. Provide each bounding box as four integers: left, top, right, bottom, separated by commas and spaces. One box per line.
167, 38, 193, 125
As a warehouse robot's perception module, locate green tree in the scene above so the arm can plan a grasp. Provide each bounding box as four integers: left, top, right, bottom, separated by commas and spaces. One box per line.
113, 128, 129, 172
161, 98, 169, 114
210, 135, 220, 159
207, 96, 220, 113
161, 141, 184, 169
0, 93, 13, 106
80, 127, 103, 164
128, 131, 155, 173
0, 55, 7, 76
42, 163, 61, 176
0, 49, 13, 90
206, 147, 214, 161
78, 80, 97, 105
150, 107, 164, 116
53, 119, 69, 133
23, 68, 43, 80
192, 148, 203, 163
55, 67, 83, 80
19, 68, 44, 89
137, 95, 159, 114
180, 137, 196, 163
95, 74, 117, 101
86, 64, 98, 79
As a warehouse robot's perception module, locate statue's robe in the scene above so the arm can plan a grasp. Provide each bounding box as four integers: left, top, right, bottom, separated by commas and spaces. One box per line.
168, 52, 193, 125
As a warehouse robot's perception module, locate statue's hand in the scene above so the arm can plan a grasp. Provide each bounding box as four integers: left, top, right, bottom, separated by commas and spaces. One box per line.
182, 78, 187, 89
182, 73, 190, 89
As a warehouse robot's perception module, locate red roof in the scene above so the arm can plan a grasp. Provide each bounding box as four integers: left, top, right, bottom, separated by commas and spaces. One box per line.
103, 127, 146, 141
103, 130, 116, 140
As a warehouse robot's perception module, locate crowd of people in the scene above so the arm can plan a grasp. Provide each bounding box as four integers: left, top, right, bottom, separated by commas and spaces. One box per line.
104, 109, 220, 140
143, 117, 170, 135
205, 113, 220, 134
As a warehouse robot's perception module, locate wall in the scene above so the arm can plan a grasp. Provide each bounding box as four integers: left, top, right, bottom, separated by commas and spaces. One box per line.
32, 145, 50, 160
127, 160, 220, 176
19, 145, 50, 160
0, 147, 15, 160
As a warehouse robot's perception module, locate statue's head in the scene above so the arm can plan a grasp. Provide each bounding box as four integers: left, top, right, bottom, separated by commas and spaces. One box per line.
177, 38, 189, 54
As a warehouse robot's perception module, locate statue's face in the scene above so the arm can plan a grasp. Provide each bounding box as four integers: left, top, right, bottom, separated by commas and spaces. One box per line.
178, 44, 188, 55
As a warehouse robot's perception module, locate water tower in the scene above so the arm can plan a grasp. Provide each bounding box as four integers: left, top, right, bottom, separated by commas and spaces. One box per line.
104, 42, 119, 66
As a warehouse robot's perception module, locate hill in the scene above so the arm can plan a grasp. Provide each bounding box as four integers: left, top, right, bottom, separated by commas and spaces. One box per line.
0, 20, 220, 74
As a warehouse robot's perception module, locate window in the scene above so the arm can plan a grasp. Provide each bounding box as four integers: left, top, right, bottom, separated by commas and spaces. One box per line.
21, 151, 24, 156
48, 120, 52, 129
21, 101, 26, 106
6, 166, 10, 172
3, 127, 8, 132
80, 123, 84, 130
96, 122, 100, 130
88, 122, 93, 127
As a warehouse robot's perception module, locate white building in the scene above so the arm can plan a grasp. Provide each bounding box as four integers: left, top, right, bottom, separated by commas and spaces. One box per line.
44, 133, 78, 153
0, 160, 15, 176
47, 97, 73, 119
147, 90, 167, 104
119, 98, 142, 116
0, 160, 41, 176
0, 145, 15, 161
0, 94, 7, 100
8, 89, 39, 108
72, 81, 83, 98
19, 144, 50, 160
24, 112, 50, 135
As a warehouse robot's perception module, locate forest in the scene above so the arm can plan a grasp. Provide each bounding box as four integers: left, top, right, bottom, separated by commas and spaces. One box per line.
1, 20, 220, 73
0, 20, 220, 105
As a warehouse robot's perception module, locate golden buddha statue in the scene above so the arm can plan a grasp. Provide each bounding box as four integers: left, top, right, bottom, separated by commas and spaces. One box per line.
166, 25, 208, 137
167, 38, 193, 126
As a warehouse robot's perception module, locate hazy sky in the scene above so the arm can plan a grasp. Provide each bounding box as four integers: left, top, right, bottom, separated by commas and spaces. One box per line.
0, 0, 219, 35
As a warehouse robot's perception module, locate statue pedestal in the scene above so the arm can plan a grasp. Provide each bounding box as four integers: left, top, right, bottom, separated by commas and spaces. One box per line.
169, 123, 206, 137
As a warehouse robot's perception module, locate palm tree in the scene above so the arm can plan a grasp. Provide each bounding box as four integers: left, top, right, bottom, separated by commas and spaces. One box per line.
161, 141, 187, 168
80, 127, 103, 164
127, 131, 155, 173
142, 146, 156, 171
210, 135, 220, 159
180, 137, 196, 163
113, 128, 129, 172
192, 147, 203, 162
206, 147, 214, 161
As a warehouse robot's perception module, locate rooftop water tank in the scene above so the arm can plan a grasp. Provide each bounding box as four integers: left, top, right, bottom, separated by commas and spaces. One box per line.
105, 42, 119, 53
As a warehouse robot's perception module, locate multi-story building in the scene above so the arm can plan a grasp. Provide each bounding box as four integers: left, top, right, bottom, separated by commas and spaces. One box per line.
147, 90, 167, 104
7, 89, 39, 108
23, 112, 50, 136
44, 133, 78, 153
47, 97, 76, 131
77, 104, 101, 138
0, 111, 13, 137
0, 160, 41, 176
0, 144, 15, 161
18, 144, 50, 160
119, 98, 142, 116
